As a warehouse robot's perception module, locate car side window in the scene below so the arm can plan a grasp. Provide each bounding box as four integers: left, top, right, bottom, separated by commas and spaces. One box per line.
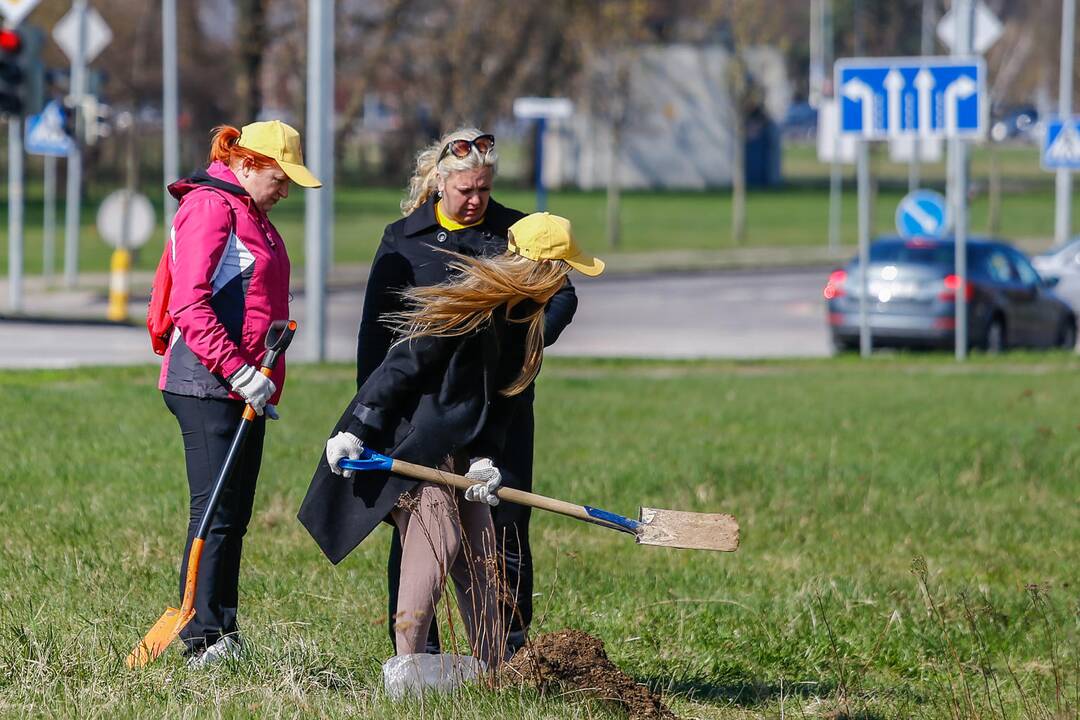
984, 250, 1015, 283
1009, 250, 1041, 286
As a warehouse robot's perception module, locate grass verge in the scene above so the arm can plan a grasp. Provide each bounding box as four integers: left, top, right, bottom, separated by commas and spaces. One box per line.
1, 355, 1078, 718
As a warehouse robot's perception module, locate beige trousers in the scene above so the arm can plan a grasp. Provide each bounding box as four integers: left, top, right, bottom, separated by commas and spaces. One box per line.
389, 464, 504, 666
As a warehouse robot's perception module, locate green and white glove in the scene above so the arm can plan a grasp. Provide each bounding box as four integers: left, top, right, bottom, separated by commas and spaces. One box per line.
464, 458, 501, 506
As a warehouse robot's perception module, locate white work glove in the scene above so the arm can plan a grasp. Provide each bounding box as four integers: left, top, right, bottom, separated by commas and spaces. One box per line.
326, 431, 364, 478
228, 364, 276, 416
463, 458, 501, 506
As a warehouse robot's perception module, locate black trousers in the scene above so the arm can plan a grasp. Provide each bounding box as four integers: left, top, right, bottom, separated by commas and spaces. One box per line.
163, 391, 265, 651
387, 408, 535, 655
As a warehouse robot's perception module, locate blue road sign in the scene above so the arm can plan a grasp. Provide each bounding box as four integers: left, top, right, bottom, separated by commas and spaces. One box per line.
895, 190, 950, 240
835, 56, 986, 140
25, 101, 75, 157
1042, 117, 1080, 171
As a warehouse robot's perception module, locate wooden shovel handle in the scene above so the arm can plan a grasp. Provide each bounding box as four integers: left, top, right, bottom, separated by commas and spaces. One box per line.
389, 457, 597, 525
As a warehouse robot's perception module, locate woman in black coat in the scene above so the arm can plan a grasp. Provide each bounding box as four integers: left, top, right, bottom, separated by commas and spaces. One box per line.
338, 128, 575, 653
298, 213, 602, 665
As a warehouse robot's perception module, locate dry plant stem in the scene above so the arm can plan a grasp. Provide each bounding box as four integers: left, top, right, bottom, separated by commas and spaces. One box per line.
496, 523, 542, 684
813, 593, 850, 715
1002, 654, 1038, 720
912, 557, 976, 719
1027, 585, 1065, 718
450, 491, 504, 668
959, 592, 1008, 720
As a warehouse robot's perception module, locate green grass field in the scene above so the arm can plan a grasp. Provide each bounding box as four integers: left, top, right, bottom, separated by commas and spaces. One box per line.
3, 141, 1080, 279
2, 356, 1079, 718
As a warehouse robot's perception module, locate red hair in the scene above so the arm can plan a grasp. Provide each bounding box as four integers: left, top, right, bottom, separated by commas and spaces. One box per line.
208, 125, 277, 169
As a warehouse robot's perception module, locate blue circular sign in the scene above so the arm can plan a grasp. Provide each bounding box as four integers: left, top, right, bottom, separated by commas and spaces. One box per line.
895, 190, 950, 240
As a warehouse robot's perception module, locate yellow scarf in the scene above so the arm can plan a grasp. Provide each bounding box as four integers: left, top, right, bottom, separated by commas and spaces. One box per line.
435, 201, 483, 231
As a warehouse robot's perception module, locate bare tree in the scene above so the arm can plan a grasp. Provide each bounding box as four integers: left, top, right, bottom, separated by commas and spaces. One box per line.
236, 0, 268, 121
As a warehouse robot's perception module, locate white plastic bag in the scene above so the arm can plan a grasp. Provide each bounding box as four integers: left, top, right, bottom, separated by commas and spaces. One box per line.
382, 653, 484, 699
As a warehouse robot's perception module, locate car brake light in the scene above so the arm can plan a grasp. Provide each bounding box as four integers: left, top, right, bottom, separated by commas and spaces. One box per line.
939, 274, 974, 301
824, 269, 847, 300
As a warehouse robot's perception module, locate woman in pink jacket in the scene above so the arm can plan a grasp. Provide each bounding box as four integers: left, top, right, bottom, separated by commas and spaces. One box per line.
159, 120, 320, 667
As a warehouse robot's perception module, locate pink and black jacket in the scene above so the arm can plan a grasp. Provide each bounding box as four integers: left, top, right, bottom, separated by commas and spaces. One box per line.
158, 161, 290, 404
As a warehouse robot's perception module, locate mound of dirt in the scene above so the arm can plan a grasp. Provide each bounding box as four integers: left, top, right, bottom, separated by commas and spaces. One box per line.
502, 629, 677, 720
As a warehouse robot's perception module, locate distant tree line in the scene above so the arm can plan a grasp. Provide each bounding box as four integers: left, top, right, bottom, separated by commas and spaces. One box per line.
16, 0, 1079, 185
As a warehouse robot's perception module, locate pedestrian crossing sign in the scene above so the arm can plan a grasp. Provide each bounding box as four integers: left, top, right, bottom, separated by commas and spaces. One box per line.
24, 100, 74, 157
1042, 117, 1080, 171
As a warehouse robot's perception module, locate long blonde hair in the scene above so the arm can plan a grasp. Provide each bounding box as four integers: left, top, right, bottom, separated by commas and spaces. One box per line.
401, 127, 499, 215
386, 251, 570, 396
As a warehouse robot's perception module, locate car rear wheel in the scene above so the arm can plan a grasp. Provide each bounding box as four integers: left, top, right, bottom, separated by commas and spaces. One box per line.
983, 317, 1006, 354
1057, 317, 1077, 350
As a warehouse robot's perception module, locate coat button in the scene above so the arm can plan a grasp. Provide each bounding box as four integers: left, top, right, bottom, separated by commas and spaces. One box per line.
436, 231, 448, 243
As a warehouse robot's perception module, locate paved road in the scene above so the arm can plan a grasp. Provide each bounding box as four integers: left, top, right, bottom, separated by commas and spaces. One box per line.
0, 269, 832, 368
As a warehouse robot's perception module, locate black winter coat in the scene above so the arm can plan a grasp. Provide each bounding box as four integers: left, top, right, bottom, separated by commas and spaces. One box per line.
354, 196, 577, 388
297, 197, 577, 564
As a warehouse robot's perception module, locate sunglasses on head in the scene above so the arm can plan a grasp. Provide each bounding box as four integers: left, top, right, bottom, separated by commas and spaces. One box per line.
438, 134, 495, 162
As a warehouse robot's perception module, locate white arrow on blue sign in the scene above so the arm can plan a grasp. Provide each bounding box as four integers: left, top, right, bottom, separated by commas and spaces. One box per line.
835, 56, 986, 140
24, 100, 75, 157
895, 190, 950, 240
1041, 117, 1080, 171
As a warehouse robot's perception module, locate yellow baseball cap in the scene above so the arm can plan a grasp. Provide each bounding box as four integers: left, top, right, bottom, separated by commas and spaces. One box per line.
507, 213, 605, 276
236, 120, 322, 188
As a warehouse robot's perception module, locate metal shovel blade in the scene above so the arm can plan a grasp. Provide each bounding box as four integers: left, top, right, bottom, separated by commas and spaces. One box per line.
636, 507, 740, 552
125, 606, 194, 668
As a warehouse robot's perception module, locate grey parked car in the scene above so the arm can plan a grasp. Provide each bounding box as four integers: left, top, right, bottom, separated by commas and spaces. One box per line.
825, 236, 1077, 352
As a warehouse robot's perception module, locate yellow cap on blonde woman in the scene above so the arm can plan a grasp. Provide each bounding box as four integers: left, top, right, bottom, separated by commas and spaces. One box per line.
507, 213, 605, 276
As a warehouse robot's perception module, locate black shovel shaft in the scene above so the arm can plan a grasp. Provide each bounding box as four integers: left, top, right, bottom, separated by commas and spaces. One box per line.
193, 419, 252, 540
192, 320, 296, 541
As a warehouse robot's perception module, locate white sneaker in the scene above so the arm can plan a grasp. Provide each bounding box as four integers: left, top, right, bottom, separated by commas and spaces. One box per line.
186, 636, 242, 669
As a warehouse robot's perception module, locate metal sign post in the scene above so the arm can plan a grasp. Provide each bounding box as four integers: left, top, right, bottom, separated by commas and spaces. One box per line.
951, 0, 975, 361
60, 0, 86, 288
856, 139, 871, 357
534, 117, 547, 211
42, 154, 56, 278
822, 0, 842, 252
162, 0, 178, 236
8, 116, 24, 312
304, 0, 333, 361
911, 0, 936, 192
1055, 0, 1075, 247
817, 99, 853, 251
